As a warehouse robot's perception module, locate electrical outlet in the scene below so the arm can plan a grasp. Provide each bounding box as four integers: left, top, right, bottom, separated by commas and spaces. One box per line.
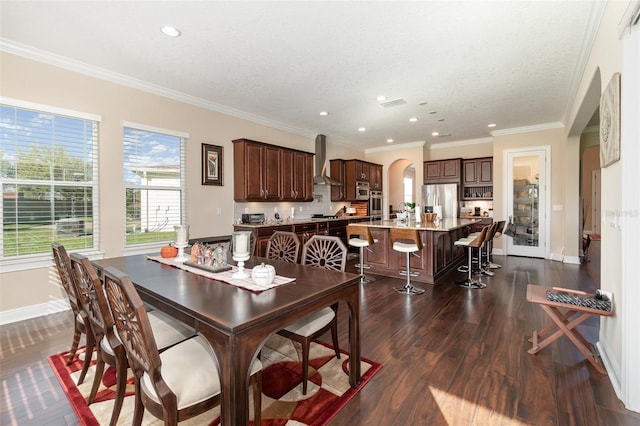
216, 207, 221, 215
299, 206, 303, 212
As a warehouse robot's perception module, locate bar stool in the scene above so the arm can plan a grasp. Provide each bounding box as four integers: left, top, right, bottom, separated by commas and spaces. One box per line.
478, 222, 500, 277
390, 228, 425, 295
487, 220, 506, 269
347, 224, 377, 283
454, 225, 489, 289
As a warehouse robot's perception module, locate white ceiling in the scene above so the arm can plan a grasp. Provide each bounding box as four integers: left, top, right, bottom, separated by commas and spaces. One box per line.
0, 1, 602, 150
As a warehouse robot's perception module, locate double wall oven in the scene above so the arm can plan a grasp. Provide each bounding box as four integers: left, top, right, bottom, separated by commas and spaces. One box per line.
369, 190, 383, 217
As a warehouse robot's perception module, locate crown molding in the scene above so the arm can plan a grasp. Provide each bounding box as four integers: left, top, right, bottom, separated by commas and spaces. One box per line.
365, 140, 425, 154
429, 137, 493, 150
490, 122, 564, 137
0, 38, 316, 139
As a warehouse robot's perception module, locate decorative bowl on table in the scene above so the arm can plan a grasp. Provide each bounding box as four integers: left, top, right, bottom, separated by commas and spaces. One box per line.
252, 263, 276, 286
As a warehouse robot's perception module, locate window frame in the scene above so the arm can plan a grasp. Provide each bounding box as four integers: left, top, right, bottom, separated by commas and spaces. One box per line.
121, 121, 188, 252
0, 97, 102, 272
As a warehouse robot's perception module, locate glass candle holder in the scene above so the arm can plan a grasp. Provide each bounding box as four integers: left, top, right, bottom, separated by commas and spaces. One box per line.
174, 224, 190, 245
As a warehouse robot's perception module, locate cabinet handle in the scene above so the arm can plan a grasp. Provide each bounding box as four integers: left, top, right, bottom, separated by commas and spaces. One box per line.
260, 189, 264, 197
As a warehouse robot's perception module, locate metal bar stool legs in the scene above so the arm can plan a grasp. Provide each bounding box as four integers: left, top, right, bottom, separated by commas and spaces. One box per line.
347, 224, 377, 284
390, 228, 425, 295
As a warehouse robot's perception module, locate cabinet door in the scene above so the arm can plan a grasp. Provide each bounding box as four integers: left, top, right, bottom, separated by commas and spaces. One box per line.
463, 159, 477, 184
330, 160, 346, 201
281, 149, 295, 200
478, 158, 493, 184
244, 142, 265, 199
424, 161, 442, 181
263, 145, 281, 200
361, 162, 370, 181
441, 159, 460, 180
302, 153, 314, 201
371, 164, 382, 190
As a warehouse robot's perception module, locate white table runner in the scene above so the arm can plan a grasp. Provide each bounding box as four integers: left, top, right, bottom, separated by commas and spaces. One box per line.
147, 256, 295, 292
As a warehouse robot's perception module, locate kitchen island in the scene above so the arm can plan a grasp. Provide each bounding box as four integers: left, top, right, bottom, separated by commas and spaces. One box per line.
361, 218, 480, 284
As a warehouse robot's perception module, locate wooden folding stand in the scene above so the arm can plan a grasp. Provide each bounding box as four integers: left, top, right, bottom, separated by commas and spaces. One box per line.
526, 284, 613, 374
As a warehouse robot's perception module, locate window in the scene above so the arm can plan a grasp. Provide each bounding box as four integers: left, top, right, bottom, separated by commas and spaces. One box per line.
123, 123, 187, 246
0, 99, 100, 261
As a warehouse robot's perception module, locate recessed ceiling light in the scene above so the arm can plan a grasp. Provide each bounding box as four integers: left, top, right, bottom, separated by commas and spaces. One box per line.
438, 118, 445, 122
429, 111, 437, 115
160, 25, 181, 37
409, 117, 418, 122
319, 111, 329, 116
432, 131, 439, 136
358, 127, 366, 132
387, 138, 394, 143
377, 95, 387, 102
418, 101, 428, 106
488, 123, 496, 127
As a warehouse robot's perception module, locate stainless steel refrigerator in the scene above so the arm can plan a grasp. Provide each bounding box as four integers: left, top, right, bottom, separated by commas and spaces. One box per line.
422, 183, 459, 218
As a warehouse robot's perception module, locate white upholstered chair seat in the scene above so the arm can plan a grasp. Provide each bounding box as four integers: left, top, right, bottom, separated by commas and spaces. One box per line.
147, 310, 194, 349
283, 307, 335, 337
348, 237, 379, 248
142, 336, 262, 410
393, 241, 419, 253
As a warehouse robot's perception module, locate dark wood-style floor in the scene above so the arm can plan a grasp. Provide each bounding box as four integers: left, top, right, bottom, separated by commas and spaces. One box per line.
2, 241, 639, 425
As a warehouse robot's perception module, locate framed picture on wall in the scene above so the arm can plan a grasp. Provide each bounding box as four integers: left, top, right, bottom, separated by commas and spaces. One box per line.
600, 72, 621, 168
202, 143, 223, 186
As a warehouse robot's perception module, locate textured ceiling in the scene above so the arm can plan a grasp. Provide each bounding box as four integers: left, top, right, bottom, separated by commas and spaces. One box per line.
0, 1, 602, 150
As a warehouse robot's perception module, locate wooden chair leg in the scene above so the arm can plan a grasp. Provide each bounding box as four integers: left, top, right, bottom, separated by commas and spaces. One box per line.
109, 348, 128, 426
88, 350, 105, 404
330, 320, 340, 360
132, 380, 144, 426
77, 330, 95, 385
302, 339, 311, 395
67, 324, 82, 365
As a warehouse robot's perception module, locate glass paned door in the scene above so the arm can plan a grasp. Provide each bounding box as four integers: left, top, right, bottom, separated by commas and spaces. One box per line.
506, 149, 547, 258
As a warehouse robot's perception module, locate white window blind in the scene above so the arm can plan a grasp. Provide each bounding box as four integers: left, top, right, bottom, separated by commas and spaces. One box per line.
0, 102, 99, 258
123, 126, 185, 246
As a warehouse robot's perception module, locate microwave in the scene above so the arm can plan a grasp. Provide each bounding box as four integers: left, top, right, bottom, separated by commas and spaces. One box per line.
355, 181, 370, 201
241, 213, 265, 224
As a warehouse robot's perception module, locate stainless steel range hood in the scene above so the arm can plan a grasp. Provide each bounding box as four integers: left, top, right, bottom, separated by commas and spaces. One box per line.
314, 134, 341, 185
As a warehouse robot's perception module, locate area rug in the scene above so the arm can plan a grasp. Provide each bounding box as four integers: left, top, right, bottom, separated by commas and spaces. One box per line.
48, 334, 381, 425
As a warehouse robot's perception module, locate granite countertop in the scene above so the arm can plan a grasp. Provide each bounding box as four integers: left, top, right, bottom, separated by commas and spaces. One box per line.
364, 218, 480, 232
233, 215, 379, 228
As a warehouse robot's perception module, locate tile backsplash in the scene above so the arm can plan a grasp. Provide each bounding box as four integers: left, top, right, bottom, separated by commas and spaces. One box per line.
233, 185, 352, 222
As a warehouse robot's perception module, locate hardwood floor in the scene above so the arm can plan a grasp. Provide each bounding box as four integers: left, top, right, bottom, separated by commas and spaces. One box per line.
2, 241, 639, 425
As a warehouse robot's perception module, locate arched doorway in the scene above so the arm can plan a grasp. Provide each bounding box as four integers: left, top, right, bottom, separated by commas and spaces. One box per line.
388, 159, 415, 216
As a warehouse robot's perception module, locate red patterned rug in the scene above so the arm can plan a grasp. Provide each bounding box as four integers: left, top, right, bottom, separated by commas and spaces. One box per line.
48, 334, 381, 425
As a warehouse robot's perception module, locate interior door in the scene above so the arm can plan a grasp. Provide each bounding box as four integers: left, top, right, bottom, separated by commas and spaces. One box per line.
506, 148, 548, 258
592, 169, 601, 234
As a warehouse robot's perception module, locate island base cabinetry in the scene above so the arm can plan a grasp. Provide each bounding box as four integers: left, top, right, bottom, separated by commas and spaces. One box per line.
365, 226, 469, 284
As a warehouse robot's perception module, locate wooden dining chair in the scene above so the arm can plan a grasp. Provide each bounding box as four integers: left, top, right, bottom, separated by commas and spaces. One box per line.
277, 235, 346, 395
69, 253, 198, 426
51, 243, 92, 381
265, 231, 300, 263
102, 266, 262, 426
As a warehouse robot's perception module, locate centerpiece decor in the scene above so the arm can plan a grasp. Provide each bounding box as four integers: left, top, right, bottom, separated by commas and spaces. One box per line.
173, 224, 190, 262
232, 230, 252, 278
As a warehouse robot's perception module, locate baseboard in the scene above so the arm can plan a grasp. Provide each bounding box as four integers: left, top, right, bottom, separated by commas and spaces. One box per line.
597, 339, 623, 401
549, 252, 564, 262
491, 249, 505, 255
563, 256, 581, 265
0, 299, 70, 325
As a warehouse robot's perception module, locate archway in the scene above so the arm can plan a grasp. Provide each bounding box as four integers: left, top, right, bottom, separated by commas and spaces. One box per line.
388, 159, 414, 216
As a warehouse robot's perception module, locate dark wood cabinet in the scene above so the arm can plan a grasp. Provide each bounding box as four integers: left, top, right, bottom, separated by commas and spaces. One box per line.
233, 138, 313, 202
423, 159, 461, 184
462, 157, 493, 200
370, 164, 382, 190
330, 159, 346, 201
282, 150, 314, 201
342, 159, 383, 201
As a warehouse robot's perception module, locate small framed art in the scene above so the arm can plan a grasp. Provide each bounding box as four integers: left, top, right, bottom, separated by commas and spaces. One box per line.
202, 143, 223, 186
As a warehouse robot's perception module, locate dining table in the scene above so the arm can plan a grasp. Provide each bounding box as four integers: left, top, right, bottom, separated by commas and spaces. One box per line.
91, 254, 362, 426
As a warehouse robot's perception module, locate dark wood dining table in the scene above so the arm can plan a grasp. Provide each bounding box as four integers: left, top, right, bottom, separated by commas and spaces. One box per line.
91, 254, 362, 426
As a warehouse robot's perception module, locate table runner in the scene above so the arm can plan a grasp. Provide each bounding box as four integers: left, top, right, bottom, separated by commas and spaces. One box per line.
147, 256, 295, 292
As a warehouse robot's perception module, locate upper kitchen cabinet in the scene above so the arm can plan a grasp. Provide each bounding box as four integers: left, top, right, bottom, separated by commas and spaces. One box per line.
330, 159, 346, 201
233, 139, 281, 201
233, 139, 313, 202
370, 164, 383, 191
462, 157, 493, 200
282, 150, 314, 201
355, 161, 370, 182
423, 159, 461, 184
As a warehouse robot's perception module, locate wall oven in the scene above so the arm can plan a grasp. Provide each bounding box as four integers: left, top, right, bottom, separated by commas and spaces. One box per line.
369, 190, 383, 217
355, 181, 370, 201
